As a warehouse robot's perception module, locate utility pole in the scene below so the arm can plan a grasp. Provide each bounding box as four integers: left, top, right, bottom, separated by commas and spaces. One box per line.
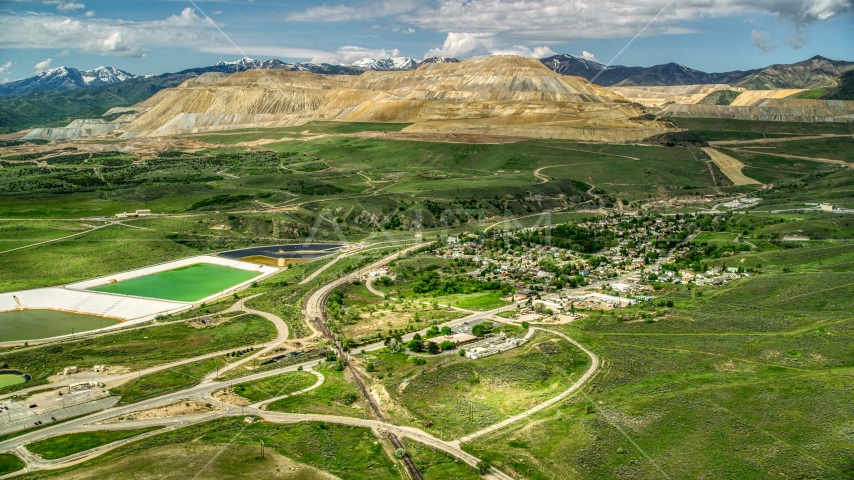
260, 439, 265, 460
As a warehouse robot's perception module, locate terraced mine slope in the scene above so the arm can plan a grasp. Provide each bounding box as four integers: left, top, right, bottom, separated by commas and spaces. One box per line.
29, 56, 668, 143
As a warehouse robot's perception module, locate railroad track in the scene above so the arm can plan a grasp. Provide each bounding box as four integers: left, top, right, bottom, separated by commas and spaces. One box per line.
312, 285, 425, 480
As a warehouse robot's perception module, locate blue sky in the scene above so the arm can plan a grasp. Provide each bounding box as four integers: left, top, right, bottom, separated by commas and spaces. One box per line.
0, 0, 852, 81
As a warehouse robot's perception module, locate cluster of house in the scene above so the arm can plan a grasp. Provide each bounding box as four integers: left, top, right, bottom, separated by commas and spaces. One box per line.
436, 216, 693, 290
649, 265, 751, 286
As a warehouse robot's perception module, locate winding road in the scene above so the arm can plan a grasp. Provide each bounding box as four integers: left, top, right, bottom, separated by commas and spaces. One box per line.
0, 243, 601, 480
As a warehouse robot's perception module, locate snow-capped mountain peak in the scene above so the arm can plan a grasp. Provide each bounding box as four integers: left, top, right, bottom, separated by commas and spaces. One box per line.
0, 65, 138, 95
80, 66, 135, 85
212, 57, 257, 67
349, 57, 418, 70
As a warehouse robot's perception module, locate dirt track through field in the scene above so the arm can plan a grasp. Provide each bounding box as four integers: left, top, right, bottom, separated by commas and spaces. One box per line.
701, 147, 762, 186
725, 147, 851, 166
708, 133, 854, 147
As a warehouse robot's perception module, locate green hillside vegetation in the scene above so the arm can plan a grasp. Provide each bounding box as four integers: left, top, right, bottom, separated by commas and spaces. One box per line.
26, 427, 162, 460
669, 117, 854, 142
698, 90, 742, 105
17, 419, 402, 480
823, 69, 854, 100
365, 332, 589, 439
0, 74, 190, 133
0, 313, 276, 394
465, 231, 854, 479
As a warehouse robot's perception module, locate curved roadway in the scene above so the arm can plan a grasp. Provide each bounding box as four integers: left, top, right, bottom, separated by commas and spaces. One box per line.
0, 243, 600, 480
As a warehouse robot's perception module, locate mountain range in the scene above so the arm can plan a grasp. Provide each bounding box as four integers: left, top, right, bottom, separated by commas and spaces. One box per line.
1, 54, 851, 134
0, 56, 464, 97
540, 54, 853, 89
4, 55, 850, 97
0, 66, 137, 95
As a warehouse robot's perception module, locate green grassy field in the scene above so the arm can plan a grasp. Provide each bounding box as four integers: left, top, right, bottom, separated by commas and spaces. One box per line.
734, 137, 854, 163
372, 332, 589, 439
232, 371, 318, 403
0, 453, 24, 476
670, 118, 854, 142
17, 418, 402, 480
692, 231, 740, 246
27, 427, 162, 460
266, 362, 369, 417
111, 358, 219, 404
0, 313, 276, 394
92, 263, 260, 302
0, 220, 91, 252
0, 309, 118, 342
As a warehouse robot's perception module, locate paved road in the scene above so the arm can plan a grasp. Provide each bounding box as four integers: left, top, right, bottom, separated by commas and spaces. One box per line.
457, 326, 600, 444
364, 276, 386, 298
0, 242, 602, 480
202, 295, 289, 381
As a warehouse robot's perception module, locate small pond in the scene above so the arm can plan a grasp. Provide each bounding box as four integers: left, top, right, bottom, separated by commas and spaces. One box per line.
0, 309, 119, 342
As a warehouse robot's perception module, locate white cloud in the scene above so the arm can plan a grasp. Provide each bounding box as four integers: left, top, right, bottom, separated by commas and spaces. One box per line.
84, 10, 94, 17
56, 49, 70, 56
393, 27, 416, 34
424, 32, 495, 58
407, 0, 854, 39
0, 8, 220, 58
582, 51, 596, 60
0, 61, 13, 75
212, 10, 223, 16
286, 0, 417, 22
34, 57, 52, 73
424, 33, 557, 59
751, 29, 778, 52
42, 1, 85, 12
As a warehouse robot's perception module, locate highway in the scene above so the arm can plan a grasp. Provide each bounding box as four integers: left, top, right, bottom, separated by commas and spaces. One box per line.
0, 242, 600, 480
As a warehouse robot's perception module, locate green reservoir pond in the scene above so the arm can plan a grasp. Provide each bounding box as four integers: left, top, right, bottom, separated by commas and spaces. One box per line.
0, 309, 118, 342
91, 263, 260, 302
0, 374, 27, 388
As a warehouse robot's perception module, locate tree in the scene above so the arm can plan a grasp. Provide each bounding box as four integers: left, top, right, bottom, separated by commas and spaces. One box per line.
440, 340, 456, 351
521, 321, 530, 329
477, 460, 492, 474
407, 338, 425, 353
459, 349, 466, 357
426, 325, 440, 337
472, 322, 493, 337
394, 448, 407, 459
426, 341, 441, 354
441, 326, 452, 335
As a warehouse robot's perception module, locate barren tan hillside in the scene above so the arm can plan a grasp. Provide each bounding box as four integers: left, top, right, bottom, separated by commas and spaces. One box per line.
608, 84, 742, 107
114, 55, 668, 142
728, 89, 807, 106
